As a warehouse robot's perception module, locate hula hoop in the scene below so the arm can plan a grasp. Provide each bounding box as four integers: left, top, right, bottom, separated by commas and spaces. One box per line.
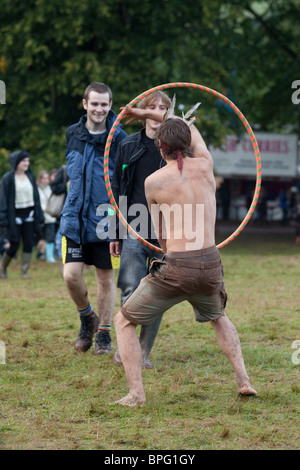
104, 82, 262, 253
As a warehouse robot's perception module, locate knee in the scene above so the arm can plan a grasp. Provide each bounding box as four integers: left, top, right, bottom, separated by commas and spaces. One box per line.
97, 270, 116, 291
114, 310, 131, 333
114, 310, 124, 331
63, 267, 81, 286
210, 313, 227, 328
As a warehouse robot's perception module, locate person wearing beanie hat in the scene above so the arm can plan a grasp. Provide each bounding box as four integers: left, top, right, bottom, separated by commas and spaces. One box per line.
9, 150, 30, 170
0, 150, 44, 279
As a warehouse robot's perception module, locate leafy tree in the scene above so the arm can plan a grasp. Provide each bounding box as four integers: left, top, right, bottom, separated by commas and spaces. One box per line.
0, 0, 299, 177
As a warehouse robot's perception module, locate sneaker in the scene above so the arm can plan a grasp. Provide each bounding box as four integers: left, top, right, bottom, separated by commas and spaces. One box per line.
75, 314, 99, 352
95, 330, 112, 355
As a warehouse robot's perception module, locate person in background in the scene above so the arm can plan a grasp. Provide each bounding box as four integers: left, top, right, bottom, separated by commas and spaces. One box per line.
36, 170, 57, 263
110, 91, 171, 368
0, 150, 44, 279
50, 165, 68, 260
49, 168, 58, 186
0, 236, 10, 260
279, 187, 288, 226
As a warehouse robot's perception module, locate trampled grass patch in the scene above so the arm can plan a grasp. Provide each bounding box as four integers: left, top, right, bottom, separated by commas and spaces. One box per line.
0, 231, 299, 450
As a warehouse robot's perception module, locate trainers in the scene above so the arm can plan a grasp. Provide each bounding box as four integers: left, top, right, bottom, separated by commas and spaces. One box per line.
95, 330, 112, 355
75, 314, 99, 352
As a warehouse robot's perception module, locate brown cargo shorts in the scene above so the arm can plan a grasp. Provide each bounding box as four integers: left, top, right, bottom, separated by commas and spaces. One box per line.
121, 245, 227, 325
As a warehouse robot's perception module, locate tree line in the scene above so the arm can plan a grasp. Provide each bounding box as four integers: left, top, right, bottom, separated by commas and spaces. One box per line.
0, 0, 299, 176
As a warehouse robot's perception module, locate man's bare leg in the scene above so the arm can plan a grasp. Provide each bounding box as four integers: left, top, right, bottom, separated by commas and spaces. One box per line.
113, 313, 163, 368
210, 314, 257, 395
114, 311, 146, 406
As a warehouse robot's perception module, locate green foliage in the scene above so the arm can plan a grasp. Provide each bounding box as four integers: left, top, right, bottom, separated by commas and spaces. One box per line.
0, 231, 299, 449
0, 0, 299, 174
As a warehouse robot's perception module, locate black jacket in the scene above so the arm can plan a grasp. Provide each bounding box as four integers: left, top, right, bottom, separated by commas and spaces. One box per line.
0, 169, 44, 243
50, 165, 68, 196
111, 128, 165, 241
111, 128, 165, 206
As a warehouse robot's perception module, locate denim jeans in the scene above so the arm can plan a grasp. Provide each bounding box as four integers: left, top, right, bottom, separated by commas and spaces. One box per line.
117, 236, 164, 357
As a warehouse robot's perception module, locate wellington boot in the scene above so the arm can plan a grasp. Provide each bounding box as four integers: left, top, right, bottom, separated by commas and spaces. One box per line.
0, 252, 12, 279
21, 252, 32, 279
46, 243, 56, 263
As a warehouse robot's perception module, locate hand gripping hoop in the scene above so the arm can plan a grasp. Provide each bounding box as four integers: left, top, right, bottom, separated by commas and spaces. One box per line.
103, 82, 262, 253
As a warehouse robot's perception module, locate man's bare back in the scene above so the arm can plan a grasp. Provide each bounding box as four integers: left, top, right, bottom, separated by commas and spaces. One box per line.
145, 130, 216, 253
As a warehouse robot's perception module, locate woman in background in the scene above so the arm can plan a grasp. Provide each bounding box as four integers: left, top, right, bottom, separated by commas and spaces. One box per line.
36, 170, 57, 263
0, 150, 44, 279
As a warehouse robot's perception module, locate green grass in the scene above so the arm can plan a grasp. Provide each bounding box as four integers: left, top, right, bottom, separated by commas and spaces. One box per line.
0, 231, 299, 450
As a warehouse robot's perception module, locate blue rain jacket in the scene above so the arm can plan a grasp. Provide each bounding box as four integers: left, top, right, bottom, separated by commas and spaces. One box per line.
60, 111, 127, 244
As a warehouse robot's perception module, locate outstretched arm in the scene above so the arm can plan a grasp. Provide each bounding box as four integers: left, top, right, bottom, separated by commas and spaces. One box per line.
120, 106, 164, 125
121, 106, 212, 163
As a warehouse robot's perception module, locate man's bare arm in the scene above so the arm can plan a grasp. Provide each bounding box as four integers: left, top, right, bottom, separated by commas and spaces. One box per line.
188, 123, 213, 165
122, 106, 212, 161
120, 106, 164, 125
145, 176, 167, 253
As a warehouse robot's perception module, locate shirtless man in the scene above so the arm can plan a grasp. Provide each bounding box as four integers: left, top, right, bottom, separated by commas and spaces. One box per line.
113, 107, 257, 406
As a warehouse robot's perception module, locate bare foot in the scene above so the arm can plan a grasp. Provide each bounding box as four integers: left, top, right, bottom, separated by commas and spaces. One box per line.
114, 393, 146, 407
239, 383, 257, 396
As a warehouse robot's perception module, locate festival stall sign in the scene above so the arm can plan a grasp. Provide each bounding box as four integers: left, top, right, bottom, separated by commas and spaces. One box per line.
211, 132, 298, 178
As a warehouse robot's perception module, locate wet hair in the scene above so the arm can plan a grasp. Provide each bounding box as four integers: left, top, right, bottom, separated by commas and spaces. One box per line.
155, 118, 192, 170
84, 82, 112, 102
137, 91, 171, 127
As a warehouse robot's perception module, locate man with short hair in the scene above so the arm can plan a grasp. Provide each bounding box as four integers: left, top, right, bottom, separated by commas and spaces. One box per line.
60, 82, 127, 355
113, 107, 257, 406
110, 91, 171, 368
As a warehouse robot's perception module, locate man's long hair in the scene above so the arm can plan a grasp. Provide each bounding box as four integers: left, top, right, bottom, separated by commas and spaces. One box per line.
155, 119, 192, 169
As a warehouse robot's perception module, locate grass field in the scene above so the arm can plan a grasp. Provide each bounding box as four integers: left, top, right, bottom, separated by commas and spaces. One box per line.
0, 230, 299, 450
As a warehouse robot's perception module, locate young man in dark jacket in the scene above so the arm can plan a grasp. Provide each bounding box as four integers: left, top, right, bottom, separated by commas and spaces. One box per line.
60, 82, 127, 355
110, 91, 171, 368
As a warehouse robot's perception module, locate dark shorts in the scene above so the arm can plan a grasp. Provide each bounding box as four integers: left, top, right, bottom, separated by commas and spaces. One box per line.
61, 236, 112, 269
121, 245, 227, 325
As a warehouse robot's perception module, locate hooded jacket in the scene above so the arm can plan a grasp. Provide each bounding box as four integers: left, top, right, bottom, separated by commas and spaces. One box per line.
111, 128, 166, 241
0, 150, 44, 242
59, 110, 127, 244
9, 150, 30, 170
